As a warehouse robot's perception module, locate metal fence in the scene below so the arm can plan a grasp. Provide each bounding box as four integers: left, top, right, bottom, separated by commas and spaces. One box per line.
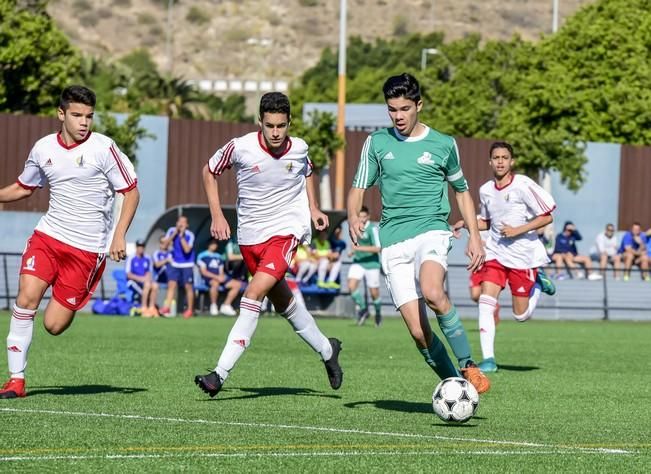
1, 253, 649, 320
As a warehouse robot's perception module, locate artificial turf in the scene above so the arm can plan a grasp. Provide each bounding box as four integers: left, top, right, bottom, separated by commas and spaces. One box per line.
0, 311, 649, 472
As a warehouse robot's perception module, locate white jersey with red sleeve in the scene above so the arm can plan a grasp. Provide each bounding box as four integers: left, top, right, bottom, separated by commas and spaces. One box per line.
207, 131, 312, 246
17, 132, 137, 253
479, 174, 556, 269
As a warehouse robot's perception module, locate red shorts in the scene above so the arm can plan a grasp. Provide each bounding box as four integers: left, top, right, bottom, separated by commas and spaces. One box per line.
469, 271, 483, 288
20, 231, 106, 311
478, 259, 537, 297
240, 235, 299, 281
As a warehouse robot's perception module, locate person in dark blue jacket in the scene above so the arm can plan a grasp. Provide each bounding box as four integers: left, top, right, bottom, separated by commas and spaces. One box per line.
551, 221, 602, 280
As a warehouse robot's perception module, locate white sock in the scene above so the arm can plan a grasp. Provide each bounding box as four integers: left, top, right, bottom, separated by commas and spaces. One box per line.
327, 260, 342, 282
317, 258, 329, 282
303, 263, 317, 283
282, 299, 333, 361
478, 295, 497, 360
296, 262, 311, 282
214, 297, 261, 381
7, 304, 36, 379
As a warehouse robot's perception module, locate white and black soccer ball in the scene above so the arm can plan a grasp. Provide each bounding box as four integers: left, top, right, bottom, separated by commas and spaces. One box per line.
432, 377, 479, 423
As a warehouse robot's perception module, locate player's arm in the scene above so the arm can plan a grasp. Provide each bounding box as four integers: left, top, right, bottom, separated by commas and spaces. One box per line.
501, 214, 553, 239
0, 182, 34, 203
347, 187, 366, 245
179, 232, 193, 253
109, 187, 140, 262
454, 190, 485, 272
202, 163, 230, 241
306, 172, 328, 231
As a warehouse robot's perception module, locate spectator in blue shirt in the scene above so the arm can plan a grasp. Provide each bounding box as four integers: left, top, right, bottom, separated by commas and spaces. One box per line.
551, 221, 602, 280
197, 239, 241, 316
152, 236, 172, 285
618, 222, 649, 281
161, 215, 196, 318
126, 240, 158, 317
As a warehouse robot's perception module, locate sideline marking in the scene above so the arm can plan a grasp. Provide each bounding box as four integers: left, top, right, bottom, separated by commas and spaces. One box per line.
0, 450, 635, 463
0, 407, 633, 455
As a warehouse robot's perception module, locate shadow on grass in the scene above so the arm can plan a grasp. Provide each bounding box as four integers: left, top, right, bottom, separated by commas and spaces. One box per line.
28, 385, 147, 396
344, 400, 432, 414
497, 364, 540, 372
204, 386, 341, 401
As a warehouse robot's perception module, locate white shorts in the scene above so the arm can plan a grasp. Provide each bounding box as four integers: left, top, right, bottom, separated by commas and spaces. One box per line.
381, 230, 453, 309
347, 264, 381, 288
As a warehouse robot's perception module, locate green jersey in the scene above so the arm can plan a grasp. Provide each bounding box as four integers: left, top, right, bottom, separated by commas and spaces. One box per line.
352, 126, 468, 248
353, 221, 381, 269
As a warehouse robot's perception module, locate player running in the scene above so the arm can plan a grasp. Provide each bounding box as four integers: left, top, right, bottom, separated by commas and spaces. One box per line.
195, 92, 343, 398
455, 141, 556, 373
0, 85, 139, 398
347, 73, 490, 394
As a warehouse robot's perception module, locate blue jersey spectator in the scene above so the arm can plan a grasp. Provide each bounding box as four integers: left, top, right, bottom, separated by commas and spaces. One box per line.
197, 239, 241, 316
125, 240, 159, 317
551, 221, 601, 280
618, 222, 649, 281
160, 215, 196, 318
152, 236, 172, 284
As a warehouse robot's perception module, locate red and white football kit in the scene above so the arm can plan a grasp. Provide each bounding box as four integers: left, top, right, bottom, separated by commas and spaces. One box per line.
477, 174, 556, 297
17, 132, 137, 310
208, 131, 313, 280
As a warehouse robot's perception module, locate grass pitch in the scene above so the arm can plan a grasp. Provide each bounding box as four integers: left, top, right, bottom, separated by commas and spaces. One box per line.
0, 311, 649, 472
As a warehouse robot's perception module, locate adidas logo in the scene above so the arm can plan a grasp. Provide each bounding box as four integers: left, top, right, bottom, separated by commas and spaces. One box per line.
265, 262, 276, 270
516, 286, 525, 293
66, 297, 77, 305
383, 152, 395, 160
7, 345, 21, 353
251, 165, 261, 173
233, 339, 247, 348
44, 158, 53, 167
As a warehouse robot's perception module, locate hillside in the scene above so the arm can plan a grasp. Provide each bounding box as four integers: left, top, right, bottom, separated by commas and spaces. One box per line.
47, 0, 594, 85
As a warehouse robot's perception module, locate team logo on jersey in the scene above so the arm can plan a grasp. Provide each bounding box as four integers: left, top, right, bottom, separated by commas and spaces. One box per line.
504, 193, 510, 202
44, 158, 53, 167
209, 259, 219, 268
76, 155, 84, 167
286, 162, 294, 172
417, 152, 434, 165
23, 256, 35, 271
383, 152, 395, 161
251, 165, 261, 174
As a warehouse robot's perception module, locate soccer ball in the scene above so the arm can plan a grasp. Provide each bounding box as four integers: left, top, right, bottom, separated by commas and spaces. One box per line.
432, 377, 479, 423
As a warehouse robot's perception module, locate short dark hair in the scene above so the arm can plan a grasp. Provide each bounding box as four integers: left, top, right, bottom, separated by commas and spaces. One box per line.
59, 85, 96, 110
360, 205, 369, 214
382, 73, 421, 103
259, 92, 290, 119
489, 141, 514, 159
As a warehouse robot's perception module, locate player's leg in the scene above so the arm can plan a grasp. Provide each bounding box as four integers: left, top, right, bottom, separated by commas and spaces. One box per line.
209, 279, 220, 315
368, 284, 382, 327
599, 252, 609, 276
612, 254, 622, 280
640, 254, 650, 280
347, 264, 367, 322
622, 250, 634, 280
316, 257, 329, 287
381, 245, 458, 381
220, 279, 240, 316
327, 258, 342, 287
268, 279, 342, 388
477, 274, 503, 373
181, 268, 195, 318
161, 277, 177, 314
510, 268, 540, 322
42, 300, 77, 335
140, 280, 153, 316
1, 274, 49, 399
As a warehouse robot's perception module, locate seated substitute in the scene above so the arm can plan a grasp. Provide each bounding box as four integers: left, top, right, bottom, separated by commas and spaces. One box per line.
618, 222, 650, 281
594, 223, 622, 280
225, 238, 248, 282
324, 225, 347, 289
313, 229, 334, 288
152, 235, 172, 287
551, 221, 602, 280
126, 240, 158, 317
197, 239, 241, 316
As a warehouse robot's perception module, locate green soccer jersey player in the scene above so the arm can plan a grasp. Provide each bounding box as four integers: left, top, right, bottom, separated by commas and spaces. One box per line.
347, 73, 490, 393
347, 206, 382, 326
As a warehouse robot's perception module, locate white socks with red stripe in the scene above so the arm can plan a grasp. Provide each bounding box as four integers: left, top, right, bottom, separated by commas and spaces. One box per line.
7, 304, 36, 379
478, 295, 497, 360
214, 297, 260, 381
281, 298, 332, 361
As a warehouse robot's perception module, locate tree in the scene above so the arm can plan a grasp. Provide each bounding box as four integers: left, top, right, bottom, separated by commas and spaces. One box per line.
0, 0, 81, 113
94, 111, 153, 165
292, 110, 344, 170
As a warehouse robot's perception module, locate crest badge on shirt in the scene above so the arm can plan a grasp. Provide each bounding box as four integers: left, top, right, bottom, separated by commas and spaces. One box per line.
76, 155, 84, 167
417, 152, 434, 165
23, 256, 36, 271
286, 162, 294, 173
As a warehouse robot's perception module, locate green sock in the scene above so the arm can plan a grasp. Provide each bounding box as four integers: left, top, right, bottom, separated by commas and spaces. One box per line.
373, 298, 382, 316
351, 289, 365, 309
437, 305, 472, 368
419, 336, 459, 379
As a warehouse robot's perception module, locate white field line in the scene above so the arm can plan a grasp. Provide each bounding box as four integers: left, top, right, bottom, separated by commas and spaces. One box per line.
0, 407, 633, 456
0, 450, 634, 463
